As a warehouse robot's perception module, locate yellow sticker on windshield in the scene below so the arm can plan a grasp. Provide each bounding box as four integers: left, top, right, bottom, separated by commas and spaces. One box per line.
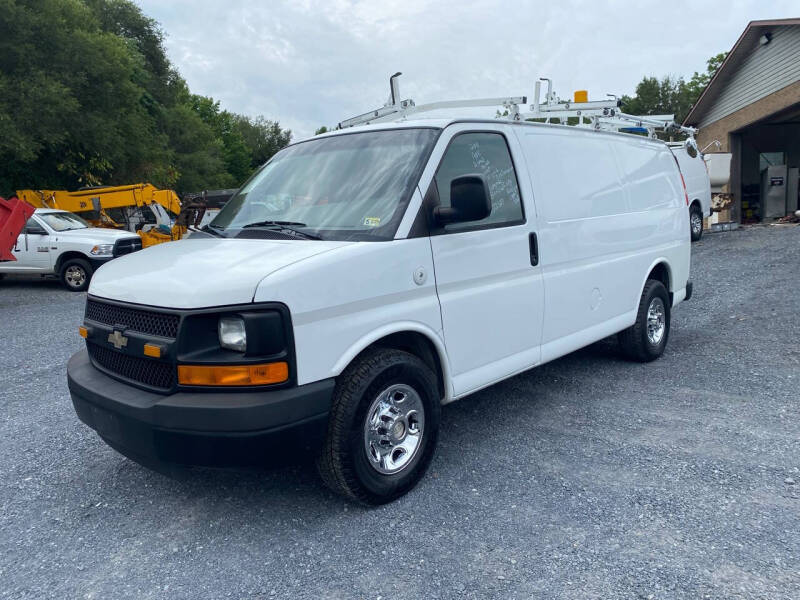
363, 217, 381, 227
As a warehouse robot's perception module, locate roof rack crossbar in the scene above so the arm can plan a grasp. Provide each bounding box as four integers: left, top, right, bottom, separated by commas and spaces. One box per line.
336, 73, 699, 137
337, 73, 526, 129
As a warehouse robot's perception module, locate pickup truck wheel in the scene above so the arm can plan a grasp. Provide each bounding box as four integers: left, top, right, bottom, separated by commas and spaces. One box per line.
618, 279, 670, 362
317, 348, 440, 505
60, 258, 92, 292
690, 205, 703, 242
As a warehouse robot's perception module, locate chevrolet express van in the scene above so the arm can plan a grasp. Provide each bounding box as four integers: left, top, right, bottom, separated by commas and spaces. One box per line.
67, 119, 692, 504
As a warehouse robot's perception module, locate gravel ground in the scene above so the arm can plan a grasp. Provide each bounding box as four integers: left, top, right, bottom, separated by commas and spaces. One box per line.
1, 225, 798, 600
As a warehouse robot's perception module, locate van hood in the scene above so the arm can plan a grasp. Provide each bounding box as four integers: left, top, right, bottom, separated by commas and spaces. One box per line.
89, 237, 352, 308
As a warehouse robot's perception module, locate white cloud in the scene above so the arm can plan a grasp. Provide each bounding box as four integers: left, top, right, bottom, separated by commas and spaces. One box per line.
138, 0, 799, 139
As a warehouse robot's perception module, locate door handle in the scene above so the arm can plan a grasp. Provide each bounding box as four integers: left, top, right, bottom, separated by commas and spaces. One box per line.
529, 232, 539, 266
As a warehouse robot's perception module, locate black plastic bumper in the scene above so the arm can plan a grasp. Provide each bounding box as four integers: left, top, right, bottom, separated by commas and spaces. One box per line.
685, 280, 693, 301
67, 350, 334, 467
88, 256, 115, 271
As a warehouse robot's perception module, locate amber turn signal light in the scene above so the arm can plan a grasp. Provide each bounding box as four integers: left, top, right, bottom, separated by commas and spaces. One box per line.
143, 343, 162, 358
78, 326, 88, 338
177, 362, 289, 386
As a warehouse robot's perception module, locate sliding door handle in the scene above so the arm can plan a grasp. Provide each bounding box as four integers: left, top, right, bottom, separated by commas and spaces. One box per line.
528, 232, 539, 267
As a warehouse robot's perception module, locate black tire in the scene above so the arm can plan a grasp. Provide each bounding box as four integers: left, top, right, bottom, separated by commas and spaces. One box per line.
317, 348, 441, 505
690, 204, 703, 242
60, 258, 92, 292
618, 279, 670, 362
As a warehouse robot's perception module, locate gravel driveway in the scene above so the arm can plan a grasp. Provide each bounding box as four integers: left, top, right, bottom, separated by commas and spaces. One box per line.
1, 225, 798, 599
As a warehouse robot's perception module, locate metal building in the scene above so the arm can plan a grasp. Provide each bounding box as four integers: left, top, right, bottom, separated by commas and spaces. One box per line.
685, 18, 800, 223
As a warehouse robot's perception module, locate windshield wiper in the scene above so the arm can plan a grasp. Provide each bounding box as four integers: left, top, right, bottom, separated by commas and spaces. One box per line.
241, 221, 321, 240
201, 224, 225, 237
242, 220, 308, 228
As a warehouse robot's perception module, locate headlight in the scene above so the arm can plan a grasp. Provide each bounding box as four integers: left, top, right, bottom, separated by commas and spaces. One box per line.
219, 316, 246, 352
90, 244, 114, 256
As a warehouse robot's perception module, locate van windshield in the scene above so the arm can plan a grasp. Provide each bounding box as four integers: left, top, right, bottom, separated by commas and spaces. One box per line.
210, 128, 439, 241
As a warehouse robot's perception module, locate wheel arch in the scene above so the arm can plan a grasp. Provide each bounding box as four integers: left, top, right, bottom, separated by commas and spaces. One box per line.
54, 250, 90, 273
331, 323, 452, 403
639, 259, 673, 306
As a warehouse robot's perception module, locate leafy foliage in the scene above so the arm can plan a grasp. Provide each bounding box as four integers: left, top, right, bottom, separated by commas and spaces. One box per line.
0, 0, 291, 196
621, 52, 728, 124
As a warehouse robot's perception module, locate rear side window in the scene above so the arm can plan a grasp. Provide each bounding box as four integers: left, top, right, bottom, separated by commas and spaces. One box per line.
434, 132, 523, 231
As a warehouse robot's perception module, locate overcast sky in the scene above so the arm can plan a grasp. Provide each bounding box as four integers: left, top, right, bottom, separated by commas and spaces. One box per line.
137, 0, 798, 140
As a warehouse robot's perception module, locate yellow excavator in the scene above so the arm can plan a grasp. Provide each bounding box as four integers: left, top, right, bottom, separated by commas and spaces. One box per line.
17, 183, 191, 248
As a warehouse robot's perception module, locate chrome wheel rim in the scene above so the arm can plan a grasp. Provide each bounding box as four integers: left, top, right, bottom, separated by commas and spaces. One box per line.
691, 212, 702, 235
363, 384, 425, 475
646, 297, 666, 345
65, 265, 86, 288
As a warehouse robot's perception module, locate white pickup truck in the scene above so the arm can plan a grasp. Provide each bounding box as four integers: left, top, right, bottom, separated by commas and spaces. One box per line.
0, 209, 142, 291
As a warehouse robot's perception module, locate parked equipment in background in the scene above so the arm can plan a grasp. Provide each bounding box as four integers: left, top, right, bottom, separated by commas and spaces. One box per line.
705, 153, 733, 193
760, 165, 800, 219
181, 188, 236, 229
0, 208, 142, 291
17, 184, 183, 248
0, 196, 34, 262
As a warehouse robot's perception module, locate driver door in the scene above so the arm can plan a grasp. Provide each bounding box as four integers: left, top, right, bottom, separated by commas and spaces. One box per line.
13, 217, 52, 271
426, 126, 544, 398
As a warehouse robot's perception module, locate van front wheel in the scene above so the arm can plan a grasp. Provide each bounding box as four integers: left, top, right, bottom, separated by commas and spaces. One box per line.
317, 348, 440, 505
618, 279, 670, 362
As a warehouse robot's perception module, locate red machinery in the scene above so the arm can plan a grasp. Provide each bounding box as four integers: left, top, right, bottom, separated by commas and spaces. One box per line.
0, 196, 34, 261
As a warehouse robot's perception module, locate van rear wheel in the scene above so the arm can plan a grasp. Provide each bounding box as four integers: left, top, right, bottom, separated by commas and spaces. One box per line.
317, 348, 440, 505
618, 279, 670, 362
690, 205, 703, 241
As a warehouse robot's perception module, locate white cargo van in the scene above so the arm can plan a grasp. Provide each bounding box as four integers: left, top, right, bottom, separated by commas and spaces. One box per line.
67, 118, 692, 504
0, 208, 142, 291
668, 139, 712, 241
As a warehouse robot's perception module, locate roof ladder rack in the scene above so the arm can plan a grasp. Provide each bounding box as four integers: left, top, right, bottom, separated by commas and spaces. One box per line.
337, 73, 698, 138
337, 73, 526, 129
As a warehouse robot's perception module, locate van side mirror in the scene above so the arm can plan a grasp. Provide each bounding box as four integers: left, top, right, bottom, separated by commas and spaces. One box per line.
433, 174, 491, 225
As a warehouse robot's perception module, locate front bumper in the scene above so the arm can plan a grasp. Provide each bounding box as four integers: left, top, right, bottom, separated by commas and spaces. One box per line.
67, 350, 334, 467
88, 256, 115, 271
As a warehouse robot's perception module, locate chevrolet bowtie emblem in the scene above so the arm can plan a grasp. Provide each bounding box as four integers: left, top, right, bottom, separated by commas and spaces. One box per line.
108, 330, 128, 350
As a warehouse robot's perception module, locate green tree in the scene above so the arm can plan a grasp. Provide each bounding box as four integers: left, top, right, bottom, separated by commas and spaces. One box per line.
0, 0, 291, 196
235, 115, 292, 169
685, 52, 728, 110
620, 52, 728, 125
314, 126, 329, 135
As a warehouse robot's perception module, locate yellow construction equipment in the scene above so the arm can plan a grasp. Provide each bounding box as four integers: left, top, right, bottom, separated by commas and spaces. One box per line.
17, 184, 185, 247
